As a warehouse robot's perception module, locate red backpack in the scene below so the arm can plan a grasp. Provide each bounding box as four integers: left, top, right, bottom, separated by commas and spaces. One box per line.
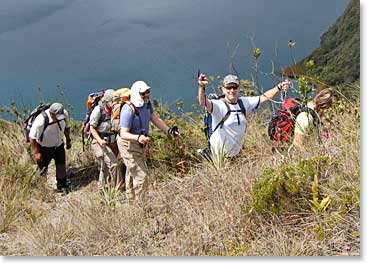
268, 98, 319, 149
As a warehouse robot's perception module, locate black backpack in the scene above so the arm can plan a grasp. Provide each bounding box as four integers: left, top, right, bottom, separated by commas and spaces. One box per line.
24, 103, 51, 142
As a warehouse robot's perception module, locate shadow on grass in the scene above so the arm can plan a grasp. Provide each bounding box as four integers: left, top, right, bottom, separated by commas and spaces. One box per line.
66, 166, 99, 192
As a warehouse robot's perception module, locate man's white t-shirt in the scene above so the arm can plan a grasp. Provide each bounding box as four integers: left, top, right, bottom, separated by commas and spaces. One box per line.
29, 109, 70, 147
210, 96, 260, 157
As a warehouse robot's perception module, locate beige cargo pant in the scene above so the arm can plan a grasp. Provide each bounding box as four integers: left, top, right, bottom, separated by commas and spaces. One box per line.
91, 140, 123, 189
117, 136, 148, 201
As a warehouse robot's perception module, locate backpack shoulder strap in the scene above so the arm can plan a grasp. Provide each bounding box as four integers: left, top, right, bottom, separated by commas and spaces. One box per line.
304, 107, 322, 142
39, 111, 49, 142
94, 103, 106, 128
237, 98, 247, 117
212, 99, 231, 134
125, 101, 137, 116
307, 108, 320, 122
304, 107, 322, 128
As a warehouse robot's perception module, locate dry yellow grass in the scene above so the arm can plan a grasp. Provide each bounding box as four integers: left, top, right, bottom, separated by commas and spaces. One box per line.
0, 92, 360, 256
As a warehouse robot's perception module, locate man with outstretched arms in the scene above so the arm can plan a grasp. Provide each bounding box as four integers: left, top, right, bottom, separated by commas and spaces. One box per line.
198, 73, 290, 158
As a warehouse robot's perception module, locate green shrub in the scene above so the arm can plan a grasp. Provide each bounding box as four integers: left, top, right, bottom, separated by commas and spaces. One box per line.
250, 156, 331, 215
149, 101, 205, 178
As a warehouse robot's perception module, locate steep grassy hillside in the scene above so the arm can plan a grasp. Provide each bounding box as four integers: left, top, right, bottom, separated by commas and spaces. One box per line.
0, 89, 360, 256
283, 0, 359, 90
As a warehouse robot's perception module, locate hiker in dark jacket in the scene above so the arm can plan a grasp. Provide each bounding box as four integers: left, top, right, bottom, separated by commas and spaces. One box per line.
117, 81, 180, 201
198, 73, 290, 158
89, 89, 124, 190
29, 102, 71, 194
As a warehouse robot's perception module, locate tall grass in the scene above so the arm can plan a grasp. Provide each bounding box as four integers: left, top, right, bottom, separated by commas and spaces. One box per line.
0, 87, 360, 256
0, 121, 49, 235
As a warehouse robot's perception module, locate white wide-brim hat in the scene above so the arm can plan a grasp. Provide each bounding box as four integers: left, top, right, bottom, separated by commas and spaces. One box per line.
130, 81, 151, 107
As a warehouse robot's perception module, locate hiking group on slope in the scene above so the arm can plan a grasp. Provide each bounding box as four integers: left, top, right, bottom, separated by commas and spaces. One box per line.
26, 73, 336, 200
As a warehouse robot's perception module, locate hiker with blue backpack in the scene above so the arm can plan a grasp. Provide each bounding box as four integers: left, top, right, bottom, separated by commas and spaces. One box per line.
117, 81, 180, 201
28, 102, 72, 194
89, 89, 124, 190
198, 73, 291, 158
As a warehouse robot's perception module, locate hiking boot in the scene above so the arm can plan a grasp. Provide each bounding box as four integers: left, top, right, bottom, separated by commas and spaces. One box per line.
56, 187, 68, 196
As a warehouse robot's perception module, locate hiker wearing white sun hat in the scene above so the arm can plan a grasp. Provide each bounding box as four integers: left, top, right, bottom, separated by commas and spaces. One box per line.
117, 80, 181, 201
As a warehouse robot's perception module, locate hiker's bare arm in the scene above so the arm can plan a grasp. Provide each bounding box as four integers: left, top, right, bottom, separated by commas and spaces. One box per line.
293, 133, 306, 152
151, 112, 169, 133
90, 125, 107, 147
64, 127, 71, 149
29, 138, 42, 161
119, 127, 149, 145
119, 127, 139, 141
259, 80, 291, 105
198, 73, 212, 112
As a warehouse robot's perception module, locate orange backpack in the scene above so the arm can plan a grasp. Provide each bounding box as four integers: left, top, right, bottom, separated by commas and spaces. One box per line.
111, 88, 136, 132
81, 91, 104, 136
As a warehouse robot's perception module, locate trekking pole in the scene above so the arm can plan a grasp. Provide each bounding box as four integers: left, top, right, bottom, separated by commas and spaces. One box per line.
143, 142, 149, 171
198, 69, 209, 145
101, 140, 107, 188
82, 130, 85, 152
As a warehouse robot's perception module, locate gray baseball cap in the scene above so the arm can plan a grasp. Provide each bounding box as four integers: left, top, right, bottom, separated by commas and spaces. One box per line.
103, 89, 115, 103
49, 102, 65, 120
223, 74, 240, 86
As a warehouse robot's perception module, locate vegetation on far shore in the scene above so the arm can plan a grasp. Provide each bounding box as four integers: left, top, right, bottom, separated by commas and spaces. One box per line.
282, 0, 359, 95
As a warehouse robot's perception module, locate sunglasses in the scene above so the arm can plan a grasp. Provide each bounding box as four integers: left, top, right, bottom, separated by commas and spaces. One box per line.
224, 85, 239, 91
140, 90, 150, 96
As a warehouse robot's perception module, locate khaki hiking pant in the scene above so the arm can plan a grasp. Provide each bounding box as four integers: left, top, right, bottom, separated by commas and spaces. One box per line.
91, 140, 123, 189
117, 136, 148, 201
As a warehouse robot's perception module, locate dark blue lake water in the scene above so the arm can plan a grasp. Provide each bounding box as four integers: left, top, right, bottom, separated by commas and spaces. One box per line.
0, 0, 349, 120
